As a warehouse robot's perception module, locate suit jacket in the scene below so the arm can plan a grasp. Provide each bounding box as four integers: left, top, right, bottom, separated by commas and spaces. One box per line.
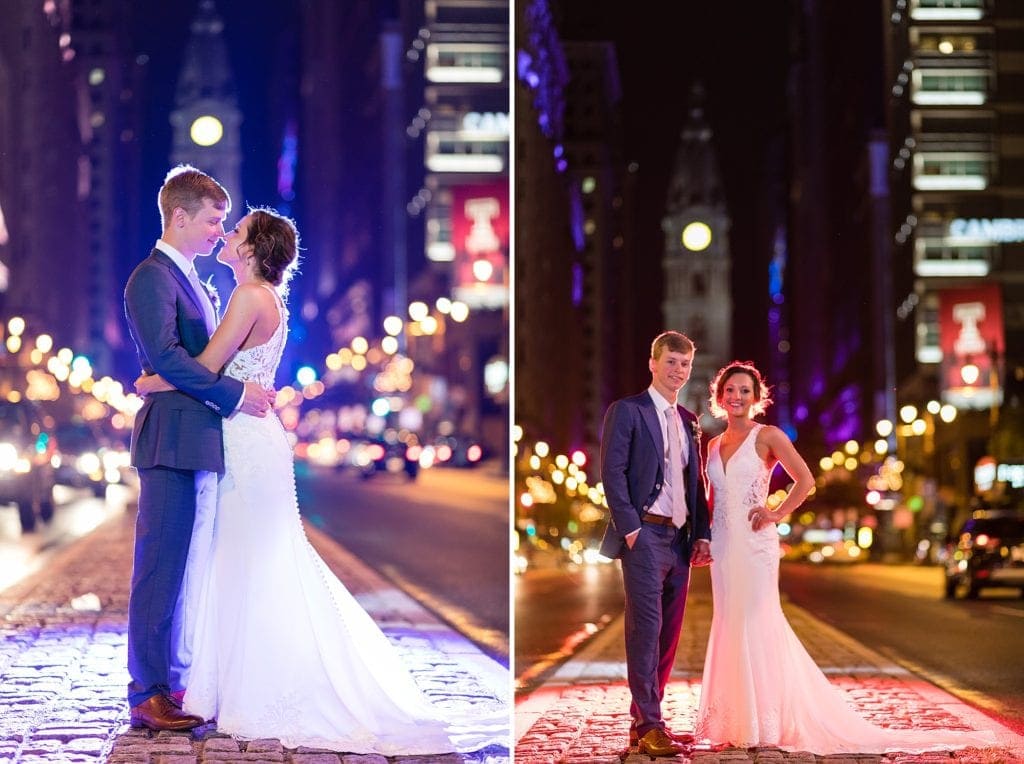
124, 249, 244, 472
598, 390, 711, 559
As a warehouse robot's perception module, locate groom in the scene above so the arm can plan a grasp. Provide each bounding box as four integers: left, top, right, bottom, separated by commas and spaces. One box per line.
123, 165, 273, 730
599, 330, 712, 757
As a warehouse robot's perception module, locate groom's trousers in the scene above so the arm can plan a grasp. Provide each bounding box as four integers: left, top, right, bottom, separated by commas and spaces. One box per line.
127, 466, 209, 707
620, 522, 690, 737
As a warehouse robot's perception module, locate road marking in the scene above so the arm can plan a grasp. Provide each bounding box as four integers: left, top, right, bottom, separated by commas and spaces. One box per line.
380, 564, 508, 658
515, 614, 615, 692
878, 648, 1013, 717
991, 605, 1024, 618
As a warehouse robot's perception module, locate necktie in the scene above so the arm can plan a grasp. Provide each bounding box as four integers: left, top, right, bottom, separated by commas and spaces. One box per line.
664, 407, 689, 528
187, 266, 217, 336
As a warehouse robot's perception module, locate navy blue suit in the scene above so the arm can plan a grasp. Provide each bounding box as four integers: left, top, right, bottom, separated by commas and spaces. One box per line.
123, 249, 243, 706
599, 390, 711, 736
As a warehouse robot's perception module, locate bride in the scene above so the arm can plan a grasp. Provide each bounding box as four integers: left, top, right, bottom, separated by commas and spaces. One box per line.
136, 207, 493, 754
695, 361, 997, 754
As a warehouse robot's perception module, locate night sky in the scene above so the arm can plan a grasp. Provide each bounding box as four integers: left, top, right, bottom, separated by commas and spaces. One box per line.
550, 2, 796, 362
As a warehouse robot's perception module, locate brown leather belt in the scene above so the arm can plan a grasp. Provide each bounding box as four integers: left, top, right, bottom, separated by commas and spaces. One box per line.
642, 514, 676, 527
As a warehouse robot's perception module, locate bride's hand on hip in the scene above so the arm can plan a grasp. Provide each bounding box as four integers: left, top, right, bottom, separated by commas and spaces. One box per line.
748, 506, 777, 532
135, 372, 173, 395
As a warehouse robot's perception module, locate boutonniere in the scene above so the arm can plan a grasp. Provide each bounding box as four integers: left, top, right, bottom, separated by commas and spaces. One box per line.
202, 276, 221, 313
689, 417, 702, 442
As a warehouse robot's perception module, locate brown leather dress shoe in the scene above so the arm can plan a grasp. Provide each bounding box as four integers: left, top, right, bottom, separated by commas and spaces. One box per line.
630, 724, 694, 746
130, 693, 204, 731
636, 727, 686, 758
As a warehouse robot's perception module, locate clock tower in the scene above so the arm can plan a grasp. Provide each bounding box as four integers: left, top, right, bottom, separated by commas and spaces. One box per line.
661, 82, 732, 418
170, 0, 243, 294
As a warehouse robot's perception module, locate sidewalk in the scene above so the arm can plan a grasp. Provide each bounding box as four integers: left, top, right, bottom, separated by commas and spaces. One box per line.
515, 567, 1024, 763
0, 508, 510, 763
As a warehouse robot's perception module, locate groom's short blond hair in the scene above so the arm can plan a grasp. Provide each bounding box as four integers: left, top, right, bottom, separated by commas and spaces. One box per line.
158, 165, 230, 229
651, 331, 695, 360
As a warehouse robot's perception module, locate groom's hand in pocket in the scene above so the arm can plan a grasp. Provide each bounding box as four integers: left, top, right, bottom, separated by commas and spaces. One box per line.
625, 528, 640, 550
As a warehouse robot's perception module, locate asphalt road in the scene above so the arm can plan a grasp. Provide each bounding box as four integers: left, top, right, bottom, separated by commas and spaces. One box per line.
294, 461, 510, 663
514, 556, 624, 690
778, 561, 1024, 734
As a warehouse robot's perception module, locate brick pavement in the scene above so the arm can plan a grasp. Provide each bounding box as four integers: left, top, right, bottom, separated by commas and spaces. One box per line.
0, 509, 510, 763
515, 568, 1024, 764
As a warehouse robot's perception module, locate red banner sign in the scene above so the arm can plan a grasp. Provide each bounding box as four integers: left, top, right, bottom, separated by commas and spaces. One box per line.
938, 284, 1004, 409
451, 182, 509, 309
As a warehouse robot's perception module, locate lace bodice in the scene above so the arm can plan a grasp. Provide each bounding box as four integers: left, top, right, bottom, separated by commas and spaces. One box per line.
223, 285, 288, 388
707, 423, 772, 536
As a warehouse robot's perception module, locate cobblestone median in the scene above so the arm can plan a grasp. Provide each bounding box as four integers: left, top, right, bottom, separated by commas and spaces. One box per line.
514, 583, 1023, 764
0, 512, 509, 763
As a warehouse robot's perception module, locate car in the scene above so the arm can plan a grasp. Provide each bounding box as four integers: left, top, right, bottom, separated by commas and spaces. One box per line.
943, 510, 1024, 599
354, 439, 419, 481
53, 419, 132, 498
432, 435, 486, 467
0, 399, 57, 532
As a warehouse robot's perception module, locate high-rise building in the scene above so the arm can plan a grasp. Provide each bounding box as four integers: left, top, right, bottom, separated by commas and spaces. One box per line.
783, 0, 887, 458
883, 0, 1024, 515
514, 0, 583, 454
71, 0, 145, 374
0, 1, 88, 351
516, 1, 633, 459
560, 39, 625, 448
420, 0, 509, 454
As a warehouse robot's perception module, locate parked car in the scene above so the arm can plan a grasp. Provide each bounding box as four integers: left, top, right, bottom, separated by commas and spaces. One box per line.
53, 420, 132, 498
943, 510, 1024, 599
0, 399, 57, 532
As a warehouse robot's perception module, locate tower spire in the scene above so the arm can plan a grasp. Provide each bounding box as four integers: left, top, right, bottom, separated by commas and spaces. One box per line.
665, 81, 723, 214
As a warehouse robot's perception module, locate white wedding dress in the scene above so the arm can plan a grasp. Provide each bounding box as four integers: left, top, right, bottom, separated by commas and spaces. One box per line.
695, 423, 995, 754
181, 286, 494, 754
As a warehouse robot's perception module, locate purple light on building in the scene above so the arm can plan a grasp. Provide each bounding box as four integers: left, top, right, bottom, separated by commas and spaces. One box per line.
569, 187, 585, 251
572, 262, 583, 306
276, 119, 298, 202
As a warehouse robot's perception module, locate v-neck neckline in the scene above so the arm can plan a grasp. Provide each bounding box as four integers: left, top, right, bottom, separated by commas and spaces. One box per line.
719, 425, 757, 473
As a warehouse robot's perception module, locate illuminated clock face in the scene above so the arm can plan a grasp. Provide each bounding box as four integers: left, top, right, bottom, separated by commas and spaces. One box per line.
682, 221, 712, 251
190, 115, 224, 147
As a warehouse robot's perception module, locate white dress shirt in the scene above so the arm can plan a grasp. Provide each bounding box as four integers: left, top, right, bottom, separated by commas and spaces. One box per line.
153, 240, 245, 412
647, 386, 689, 522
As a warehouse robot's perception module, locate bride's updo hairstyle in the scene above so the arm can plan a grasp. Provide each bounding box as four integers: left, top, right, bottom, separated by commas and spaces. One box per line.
709, 361, 772, 419
244, 206, 300, 296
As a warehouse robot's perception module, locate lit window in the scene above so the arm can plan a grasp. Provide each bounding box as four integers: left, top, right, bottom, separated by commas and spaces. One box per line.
912, 69, 989, 105
910, 0, 984, 21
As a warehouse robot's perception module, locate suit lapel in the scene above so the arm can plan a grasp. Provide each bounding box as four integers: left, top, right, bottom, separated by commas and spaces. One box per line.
638, 393, 664, 461
150, 249, 209, 333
